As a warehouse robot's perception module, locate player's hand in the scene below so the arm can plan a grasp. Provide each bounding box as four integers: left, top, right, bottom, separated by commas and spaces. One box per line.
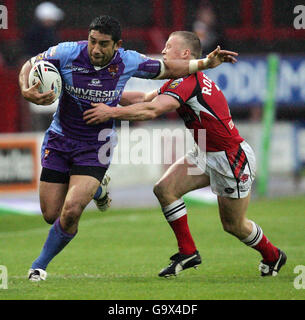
83, 103, 113, 125
205, 46, 238, 69
22, 81, 56, 105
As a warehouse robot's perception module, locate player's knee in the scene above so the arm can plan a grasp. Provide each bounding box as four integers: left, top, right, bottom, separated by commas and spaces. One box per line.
222, 221, 235, 235
62, 199, 83, 217
154, 180, 179, 207
221, 217, 243, 236
153, 180, 170, 200
61, 214, 78, 231
40, 206, 60, 225
153, 182, 162, 199
61, 200, 83, 227
60, 212, 79, 231
43, 215, 57, 225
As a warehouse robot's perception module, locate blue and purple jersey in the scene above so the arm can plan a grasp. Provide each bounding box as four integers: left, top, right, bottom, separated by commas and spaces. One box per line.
34, 41, 161, 141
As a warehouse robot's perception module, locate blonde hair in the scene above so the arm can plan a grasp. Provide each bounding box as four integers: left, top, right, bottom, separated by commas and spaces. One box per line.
169, 31, 202, 59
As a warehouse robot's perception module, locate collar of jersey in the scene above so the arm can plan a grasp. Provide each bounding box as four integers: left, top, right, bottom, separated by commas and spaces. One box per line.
92, 50, 119, 71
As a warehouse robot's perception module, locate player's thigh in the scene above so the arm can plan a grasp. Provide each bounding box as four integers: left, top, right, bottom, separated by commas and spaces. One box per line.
39, 168, 69, 223
63, 174, 102, 214
65, 165, 106, 210
39, 181, 68, 218
154, 155, 210, 201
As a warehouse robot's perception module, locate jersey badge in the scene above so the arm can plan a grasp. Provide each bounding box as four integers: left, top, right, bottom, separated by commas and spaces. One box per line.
239, 174, 249, 183
108, 64, 119, 78
44, 149, 50, 159
35, 52, 46, 63
169, 78, 183, 89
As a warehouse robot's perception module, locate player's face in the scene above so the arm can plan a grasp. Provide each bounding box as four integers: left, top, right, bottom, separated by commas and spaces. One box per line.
88, 30, 121, 66
162, 35, 186, 61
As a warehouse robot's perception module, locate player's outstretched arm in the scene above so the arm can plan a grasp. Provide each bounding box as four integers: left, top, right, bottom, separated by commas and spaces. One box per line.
119, 90, 158, 106
83, 94, 179, 124
157, 46, 238, 79
19, 60, 55, 105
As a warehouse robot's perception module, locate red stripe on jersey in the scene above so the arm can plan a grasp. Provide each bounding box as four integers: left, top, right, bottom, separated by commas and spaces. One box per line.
226, 146, 248, 180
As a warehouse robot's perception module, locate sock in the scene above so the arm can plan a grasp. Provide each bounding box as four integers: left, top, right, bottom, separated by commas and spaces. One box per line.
253, 234, 279, 263
241, 220, 279, 263
162, 199, 196, 255
31, 218, 77, 270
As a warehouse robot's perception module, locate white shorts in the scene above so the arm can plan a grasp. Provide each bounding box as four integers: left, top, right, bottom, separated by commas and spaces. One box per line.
186, 141, 256, 199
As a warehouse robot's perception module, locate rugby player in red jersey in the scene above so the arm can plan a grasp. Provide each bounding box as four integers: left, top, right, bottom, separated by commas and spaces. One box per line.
84, 31, 287, 278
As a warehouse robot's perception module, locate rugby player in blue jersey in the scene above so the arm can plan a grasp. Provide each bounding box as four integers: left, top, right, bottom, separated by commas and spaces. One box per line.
19, 15, 238, 281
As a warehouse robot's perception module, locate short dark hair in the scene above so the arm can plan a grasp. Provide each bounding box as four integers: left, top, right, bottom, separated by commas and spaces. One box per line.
89, 15, 121, 43
170, 31, 202, 59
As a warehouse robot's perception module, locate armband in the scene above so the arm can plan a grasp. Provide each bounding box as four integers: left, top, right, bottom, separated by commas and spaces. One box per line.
153, 59, 166, 79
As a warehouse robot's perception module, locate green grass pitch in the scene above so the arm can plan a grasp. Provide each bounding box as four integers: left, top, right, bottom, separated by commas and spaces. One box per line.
0, 196, 304, 300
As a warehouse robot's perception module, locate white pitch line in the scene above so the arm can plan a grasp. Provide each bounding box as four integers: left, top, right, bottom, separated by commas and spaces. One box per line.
10, 273, 146, 280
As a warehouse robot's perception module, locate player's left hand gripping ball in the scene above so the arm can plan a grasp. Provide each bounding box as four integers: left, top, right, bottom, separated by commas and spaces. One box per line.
28, 61, 62, 105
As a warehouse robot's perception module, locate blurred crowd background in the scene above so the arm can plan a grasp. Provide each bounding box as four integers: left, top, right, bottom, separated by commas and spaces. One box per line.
0, 0, 305, 201
0, 0, 304, 132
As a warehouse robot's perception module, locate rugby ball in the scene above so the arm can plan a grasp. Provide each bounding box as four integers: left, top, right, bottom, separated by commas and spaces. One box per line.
28, 60, 62, 103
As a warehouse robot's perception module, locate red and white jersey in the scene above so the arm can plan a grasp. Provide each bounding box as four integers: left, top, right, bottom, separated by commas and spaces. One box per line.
158, 72, 244, 152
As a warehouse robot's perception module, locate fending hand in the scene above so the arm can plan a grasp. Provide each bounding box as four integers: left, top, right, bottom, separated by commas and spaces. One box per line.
83, 102, 113, 125
205, 45, 238, 69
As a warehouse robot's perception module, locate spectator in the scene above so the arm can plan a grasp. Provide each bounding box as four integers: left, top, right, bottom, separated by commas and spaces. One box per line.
22, 2, 65, 131
23, 2, 64, 58
192, 2, 225, 56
